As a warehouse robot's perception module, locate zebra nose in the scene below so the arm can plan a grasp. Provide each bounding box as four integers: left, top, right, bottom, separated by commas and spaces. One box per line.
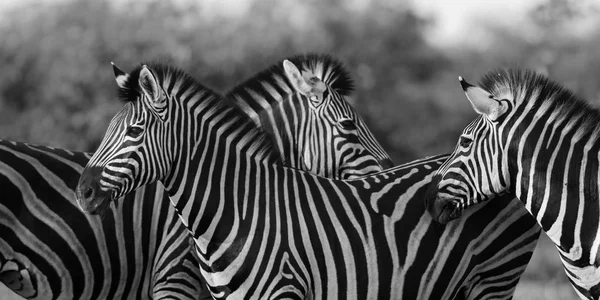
76, 166, 103, 204
430, 198, 461, 224
77, 176, 98, 203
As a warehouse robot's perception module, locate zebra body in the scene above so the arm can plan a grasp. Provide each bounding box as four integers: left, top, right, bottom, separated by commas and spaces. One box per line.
426, 69, 600, 299
0, 140, 205, 299
77, 62, 540, 299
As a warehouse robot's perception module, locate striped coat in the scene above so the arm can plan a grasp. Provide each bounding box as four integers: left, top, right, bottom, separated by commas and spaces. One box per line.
77, 62, 541, 299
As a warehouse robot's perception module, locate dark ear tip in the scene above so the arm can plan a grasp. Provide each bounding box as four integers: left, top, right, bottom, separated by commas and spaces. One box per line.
112, 62, 126, 77
458, 76, 474, 91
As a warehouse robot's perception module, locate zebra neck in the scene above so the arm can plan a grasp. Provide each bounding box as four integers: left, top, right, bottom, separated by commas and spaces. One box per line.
508, 110, 600, 251
160, 104, 277, 255
257, 93, 311, 169
166, 156, 275, 265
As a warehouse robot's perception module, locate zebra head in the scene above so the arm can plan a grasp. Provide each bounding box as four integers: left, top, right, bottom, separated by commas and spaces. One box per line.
282, 59, 393, 179
426, 76, 513, 224
76, 63, 175, 214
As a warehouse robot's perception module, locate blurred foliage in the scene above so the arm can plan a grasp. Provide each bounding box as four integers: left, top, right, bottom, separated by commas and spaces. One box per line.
0, 0, 450, 161
0, 0, 598, 165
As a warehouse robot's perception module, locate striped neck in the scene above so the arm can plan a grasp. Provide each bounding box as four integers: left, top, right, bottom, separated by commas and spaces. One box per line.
160, 92, 280, 242
492, 73, 600, 262
504, 102, 600, 250
255, 93, 314, 171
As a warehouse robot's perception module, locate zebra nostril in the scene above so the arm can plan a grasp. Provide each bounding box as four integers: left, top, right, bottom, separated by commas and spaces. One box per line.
83, 187, 94, 200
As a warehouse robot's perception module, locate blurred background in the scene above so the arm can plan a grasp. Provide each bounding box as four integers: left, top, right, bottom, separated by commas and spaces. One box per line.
1, 0, 598, 298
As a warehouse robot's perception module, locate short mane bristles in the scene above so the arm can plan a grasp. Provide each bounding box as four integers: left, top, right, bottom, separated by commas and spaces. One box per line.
294, 53, 355, 96
116, 62, 218, 103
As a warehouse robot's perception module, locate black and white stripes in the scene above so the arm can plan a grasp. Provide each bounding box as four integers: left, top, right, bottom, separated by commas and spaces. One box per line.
77, 62, 540, 299
0, 140, 206, 299
227, 54, 393, 179
427, 69, 600, 299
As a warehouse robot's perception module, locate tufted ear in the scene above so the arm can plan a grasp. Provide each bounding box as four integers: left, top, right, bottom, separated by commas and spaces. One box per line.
459, 76, 508, 121
139, 65, 160, 103
138, 65, 168, 120
112, 62, 129, 89
283, 60, 312, 94
283, 60, 327, 107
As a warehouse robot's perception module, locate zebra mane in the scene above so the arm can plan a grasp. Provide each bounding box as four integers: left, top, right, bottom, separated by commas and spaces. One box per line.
225, 53, 355, 119
115, 62, 207, 102
480, 68, 600, 138
479, 69, 574, 102
115, 62, 284, 164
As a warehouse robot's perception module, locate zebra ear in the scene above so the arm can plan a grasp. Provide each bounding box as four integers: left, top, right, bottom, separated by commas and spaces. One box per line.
138, 65, 162, 105
459, 76, 507, 121
283, 60, 313, 95
112, 62, 129, 89
139, 65, 168, 120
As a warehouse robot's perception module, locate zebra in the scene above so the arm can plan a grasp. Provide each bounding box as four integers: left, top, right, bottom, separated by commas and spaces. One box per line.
0, 140, 206, 299
226, 53, 393, 179
75, 62, 541, 299
425, 69, 600, 299
0, 55, 390, 299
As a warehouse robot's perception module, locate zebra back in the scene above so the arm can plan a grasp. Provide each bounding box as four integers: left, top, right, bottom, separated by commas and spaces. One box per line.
0, 140, 207, 299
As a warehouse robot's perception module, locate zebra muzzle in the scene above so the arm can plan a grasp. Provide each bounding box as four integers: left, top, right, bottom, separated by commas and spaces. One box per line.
75, 166, 113, 215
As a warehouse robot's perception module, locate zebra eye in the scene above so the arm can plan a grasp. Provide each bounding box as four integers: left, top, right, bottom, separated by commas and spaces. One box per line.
338, 119, 357, 131
459, 136, 472, 148
126, 126, 143, 137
